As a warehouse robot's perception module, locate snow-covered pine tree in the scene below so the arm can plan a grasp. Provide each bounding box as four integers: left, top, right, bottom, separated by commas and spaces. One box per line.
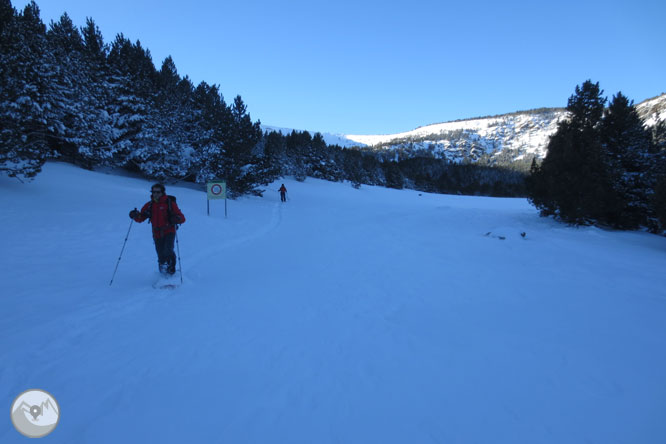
383, 161, 404, 189
78, 17, 121, 166
309, 132, 344, 182
263, 130, 288, 176
46, 12, 84, 160
342, 148, 366, 188
77, 18, 115, 167
190, 81, 229, 184
286, 130, 311, 181
47, 14, 114, 169
128, 56, 193, 180
0, 1, 52, 179
223, 95, 264, 196
107, 34, 155, 170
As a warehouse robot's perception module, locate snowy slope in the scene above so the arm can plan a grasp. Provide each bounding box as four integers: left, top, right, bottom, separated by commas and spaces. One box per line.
262, 125, 360, 148
637, 93, 666, 127
2, 163, 666, 443
346, 110, 563, 148
311, 94, 666, 163
347, 109, 567, 161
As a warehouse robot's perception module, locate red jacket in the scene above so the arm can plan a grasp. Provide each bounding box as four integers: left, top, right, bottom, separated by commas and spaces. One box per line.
133, 195, 186, 238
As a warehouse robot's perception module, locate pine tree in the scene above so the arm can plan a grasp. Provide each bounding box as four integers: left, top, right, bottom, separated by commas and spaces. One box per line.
286, 130, 312, 181
600, 92, 653, 227
0, 1, 52, 179
128, 56, 194, 180
80, 18, 117, 162
308, 132, 344, 182
223, 95, 264, 196
107, 34, 155, 169
650, 120, 666, 230
528, 81, 614, 224
45, 12, 84, 161
342, 149, 365, 188
383, 161, 404, 189
0, 0, 12, 28
47, 13, 114, 168
190, 81, 228, 184
263, 130, 288, 175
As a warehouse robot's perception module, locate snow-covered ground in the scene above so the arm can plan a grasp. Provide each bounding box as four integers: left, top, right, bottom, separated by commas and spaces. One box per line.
2, 162, 666, 443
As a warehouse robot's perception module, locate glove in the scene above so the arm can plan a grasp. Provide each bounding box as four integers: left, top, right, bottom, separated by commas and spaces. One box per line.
129, 209, 139, 219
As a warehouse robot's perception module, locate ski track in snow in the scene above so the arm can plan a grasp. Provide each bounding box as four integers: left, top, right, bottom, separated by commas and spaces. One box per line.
186, 200, 284, 278
1, 162, 666, 443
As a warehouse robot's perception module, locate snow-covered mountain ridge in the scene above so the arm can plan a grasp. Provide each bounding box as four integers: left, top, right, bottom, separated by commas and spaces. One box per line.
347, 108, 568, 163
261, 125, 360, 148
637, 93, 666, 127
266, 93, 666, 164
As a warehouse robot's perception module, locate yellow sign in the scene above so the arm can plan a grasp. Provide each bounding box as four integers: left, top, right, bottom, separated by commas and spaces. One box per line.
207, 181, 226, 200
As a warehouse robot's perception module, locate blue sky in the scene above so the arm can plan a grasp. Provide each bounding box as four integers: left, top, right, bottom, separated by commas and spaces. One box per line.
13, 0, 666, 135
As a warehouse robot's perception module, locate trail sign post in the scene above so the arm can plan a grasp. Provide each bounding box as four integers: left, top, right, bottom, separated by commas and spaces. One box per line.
207, 181, 227, 217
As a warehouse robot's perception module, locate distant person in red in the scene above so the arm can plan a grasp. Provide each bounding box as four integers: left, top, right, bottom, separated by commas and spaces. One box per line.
129, 184, 186, 275
278, 184, 287, 202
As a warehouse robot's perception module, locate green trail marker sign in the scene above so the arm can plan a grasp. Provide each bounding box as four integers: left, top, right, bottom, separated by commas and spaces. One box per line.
207, 181, 227, 217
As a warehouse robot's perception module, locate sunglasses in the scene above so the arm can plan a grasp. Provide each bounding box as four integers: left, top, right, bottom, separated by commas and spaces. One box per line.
151, 190, 163, 194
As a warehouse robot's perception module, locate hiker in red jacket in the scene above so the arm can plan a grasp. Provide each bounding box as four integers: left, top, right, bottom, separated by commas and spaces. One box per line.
278, 184, 287, 202
129, 184, 186, 275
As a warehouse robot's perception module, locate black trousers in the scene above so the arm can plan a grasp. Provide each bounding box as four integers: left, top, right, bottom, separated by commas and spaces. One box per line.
153, 232, 176, 274
280, 192, 286, 202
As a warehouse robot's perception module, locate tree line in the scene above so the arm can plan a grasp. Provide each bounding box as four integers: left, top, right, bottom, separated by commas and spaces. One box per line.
0, 1, 266, 196
0, 1, 535, 198
527, 80, 666, 231
3, 1, 665, 232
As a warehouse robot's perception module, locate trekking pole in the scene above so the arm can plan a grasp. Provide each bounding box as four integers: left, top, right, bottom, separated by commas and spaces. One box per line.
109, 219, 134, 286
175, 228, 183, 284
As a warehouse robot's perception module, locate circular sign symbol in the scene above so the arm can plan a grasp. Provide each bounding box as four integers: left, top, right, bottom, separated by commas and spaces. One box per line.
211, 184, 223, 195
11, 389, 60, 438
